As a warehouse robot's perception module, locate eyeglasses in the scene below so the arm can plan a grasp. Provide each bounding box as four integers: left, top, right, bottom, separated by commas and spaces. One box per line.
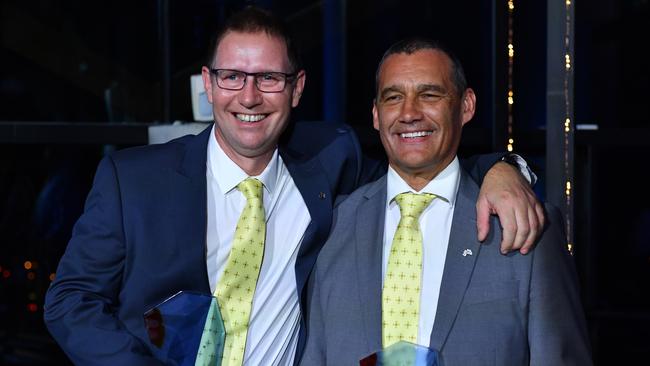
209, 68, 297, 93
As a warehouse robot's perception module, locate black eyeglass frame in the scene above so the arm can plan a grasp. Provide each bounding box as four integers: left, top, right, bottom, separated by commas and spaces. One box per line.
208, 68, 298, 93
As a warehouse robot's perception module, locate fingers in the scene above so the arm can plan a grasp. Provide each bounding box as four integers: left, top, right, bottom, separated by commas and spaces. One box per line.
535, 200, 546, 230
476, 197, 490, 242
518, 205, 539, 254
498, 207, 516, 254
519, 201, 546, 254
497, 192, 544, 254
509, 204, 531, 254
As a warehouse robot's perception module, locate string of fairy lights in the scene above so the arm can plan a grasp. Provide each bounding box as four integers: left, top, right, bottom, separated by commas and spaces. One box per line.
506, 0, 574, 253
563, 0, 574, 254
506, 0, 515, 152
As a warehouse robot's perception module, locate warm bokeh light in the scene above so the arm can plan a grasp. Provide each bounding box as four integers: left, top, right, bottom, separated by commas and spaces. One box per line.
563, 0, 574, 253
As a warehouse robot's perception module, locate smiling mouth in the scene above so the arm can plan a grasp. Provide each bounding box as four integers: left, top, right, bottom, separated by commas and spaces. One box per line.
399, 131, 433, 138
235, 113, 268, 122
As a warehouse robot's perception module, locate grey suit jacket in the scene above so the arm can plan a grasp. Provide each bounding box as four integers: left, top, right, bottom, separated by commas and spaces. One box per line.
300, 169, 592, 365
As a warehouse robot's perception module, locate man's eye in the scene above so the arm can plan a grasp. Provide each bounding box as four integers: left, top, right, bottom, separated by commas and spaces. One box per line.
384, 95, 401, 102
220, 72, 242, 81
421, 93, 444, 100
260, 73, 281, 82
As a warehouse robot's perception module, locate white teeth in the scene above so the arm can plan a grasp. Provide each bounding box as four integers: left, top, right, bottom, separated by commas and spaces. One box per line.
400, 131, 432, 138
236, 113, 266, 122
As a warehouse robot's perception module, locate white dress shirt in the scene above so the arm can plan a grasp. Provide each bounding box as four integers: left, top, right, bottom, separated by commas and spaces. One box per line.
382, 157, 461, 347
206, 126, 310, 365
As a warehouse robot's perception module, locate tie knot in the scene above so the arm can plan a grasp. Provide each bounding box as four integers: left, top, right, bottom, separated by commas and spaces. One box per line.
238, 178, 263, 201
394, 192, 436, 219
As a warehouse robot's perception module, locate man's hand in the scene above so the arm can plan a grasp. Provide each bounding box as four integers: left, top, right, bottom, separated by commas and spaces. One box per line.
476, 162, 545, 254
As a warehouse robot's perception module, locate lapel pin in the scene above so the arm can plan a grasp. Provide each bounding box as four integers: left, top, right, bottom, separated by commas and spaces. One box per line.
462, 249, 473, 257
319, 192, 326, 200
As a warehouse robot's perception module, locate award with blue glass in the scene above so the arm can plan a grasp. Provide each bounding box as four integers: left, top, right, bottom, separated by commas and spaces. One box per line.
143, 291, 225, 366
360, 341, 441, 366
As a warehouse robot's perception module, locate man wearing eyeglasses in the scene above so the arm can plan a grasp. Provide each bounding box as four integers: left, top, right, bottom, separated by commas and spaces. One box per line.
44, 6, 544, 366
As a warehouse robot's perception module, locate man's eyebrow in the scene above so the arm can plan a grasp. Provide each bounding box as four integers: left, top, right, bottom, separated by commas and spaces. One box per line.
417, 83, 447, 94
379, 85, 403, 99
379, 83, 449, 99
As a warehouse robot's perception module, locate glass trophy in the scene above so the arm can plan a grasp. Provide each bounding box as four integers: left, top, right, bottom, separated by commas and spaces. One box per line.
360, 341, 441, 366
144, 291, 225, 366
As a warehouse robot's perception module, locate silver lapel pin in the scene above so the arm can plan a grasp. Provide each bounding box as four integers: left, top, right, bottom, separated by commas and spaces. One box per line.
462, 249, 473, 257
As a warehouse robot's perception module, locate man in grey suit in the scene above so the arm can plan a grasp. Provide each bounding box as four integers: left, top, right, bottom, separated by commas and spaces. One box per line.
300, 38, 592, 365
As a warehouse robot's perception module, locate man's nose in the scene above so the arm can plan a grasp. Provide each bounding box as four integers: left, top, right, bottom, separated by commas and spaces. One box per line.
237, 75, 263, 108
398, 97, 423, 123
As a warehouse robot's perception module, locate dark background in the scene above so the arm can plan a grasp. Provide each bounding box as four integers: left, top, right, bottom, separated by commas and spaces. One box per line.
1, 0, 649, 364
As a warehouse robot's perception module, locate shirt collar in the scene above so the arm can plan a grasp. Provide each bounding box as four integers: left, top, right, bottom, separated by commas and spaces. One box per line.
386, 156, 460, 207
207, 124, 279, 196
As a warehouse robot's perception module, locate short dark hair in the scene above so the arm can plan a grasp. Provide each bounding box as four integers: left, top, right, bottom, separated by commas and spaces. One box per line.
375, 38, 467, 97
206, 6, 302, 72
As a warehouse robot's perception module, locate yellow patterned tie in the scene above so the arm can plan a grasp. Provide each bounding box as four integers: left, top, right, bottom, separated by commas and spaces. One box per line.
382, 192, 436, 348
214, 178, 266, 366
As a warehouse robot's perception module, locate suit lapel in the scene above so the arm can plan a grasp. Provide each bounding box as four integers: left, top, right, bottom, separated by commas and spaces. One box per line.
354, 176, 387, 352
172, 124, 212, 294
429, 170, 482, 351
281, 146, 334, 364
279, 146, 333, 297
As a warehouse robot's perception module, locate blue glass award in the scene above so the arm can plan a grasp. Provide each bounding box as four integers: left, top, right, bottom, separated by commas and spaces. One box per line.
360, 341, 441, 366
143, 291, 225, 366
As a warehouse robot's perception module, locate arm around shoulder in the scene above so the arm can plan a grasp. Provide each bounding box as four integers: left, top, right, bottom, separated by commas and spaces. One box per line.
459, 152, 505, 184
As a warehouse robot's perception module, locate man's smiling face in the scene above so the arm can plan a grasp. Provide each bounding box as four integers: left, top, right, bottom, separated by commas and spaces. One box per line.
373, 49, 475, 186
202, 31, 305, 171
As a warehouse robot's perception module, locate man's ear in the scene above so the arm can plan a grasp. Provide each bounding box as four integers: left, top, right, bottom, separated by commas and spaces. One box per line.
291, 70, 306, 108
461, 88, 476, 126
201, 66, 214, 104
372, 100, 379, 131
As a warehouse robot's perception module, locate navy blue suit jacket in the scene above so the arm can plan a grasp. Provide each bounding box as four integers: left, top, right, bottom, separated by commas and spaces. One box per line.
44, 121, 501, 365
